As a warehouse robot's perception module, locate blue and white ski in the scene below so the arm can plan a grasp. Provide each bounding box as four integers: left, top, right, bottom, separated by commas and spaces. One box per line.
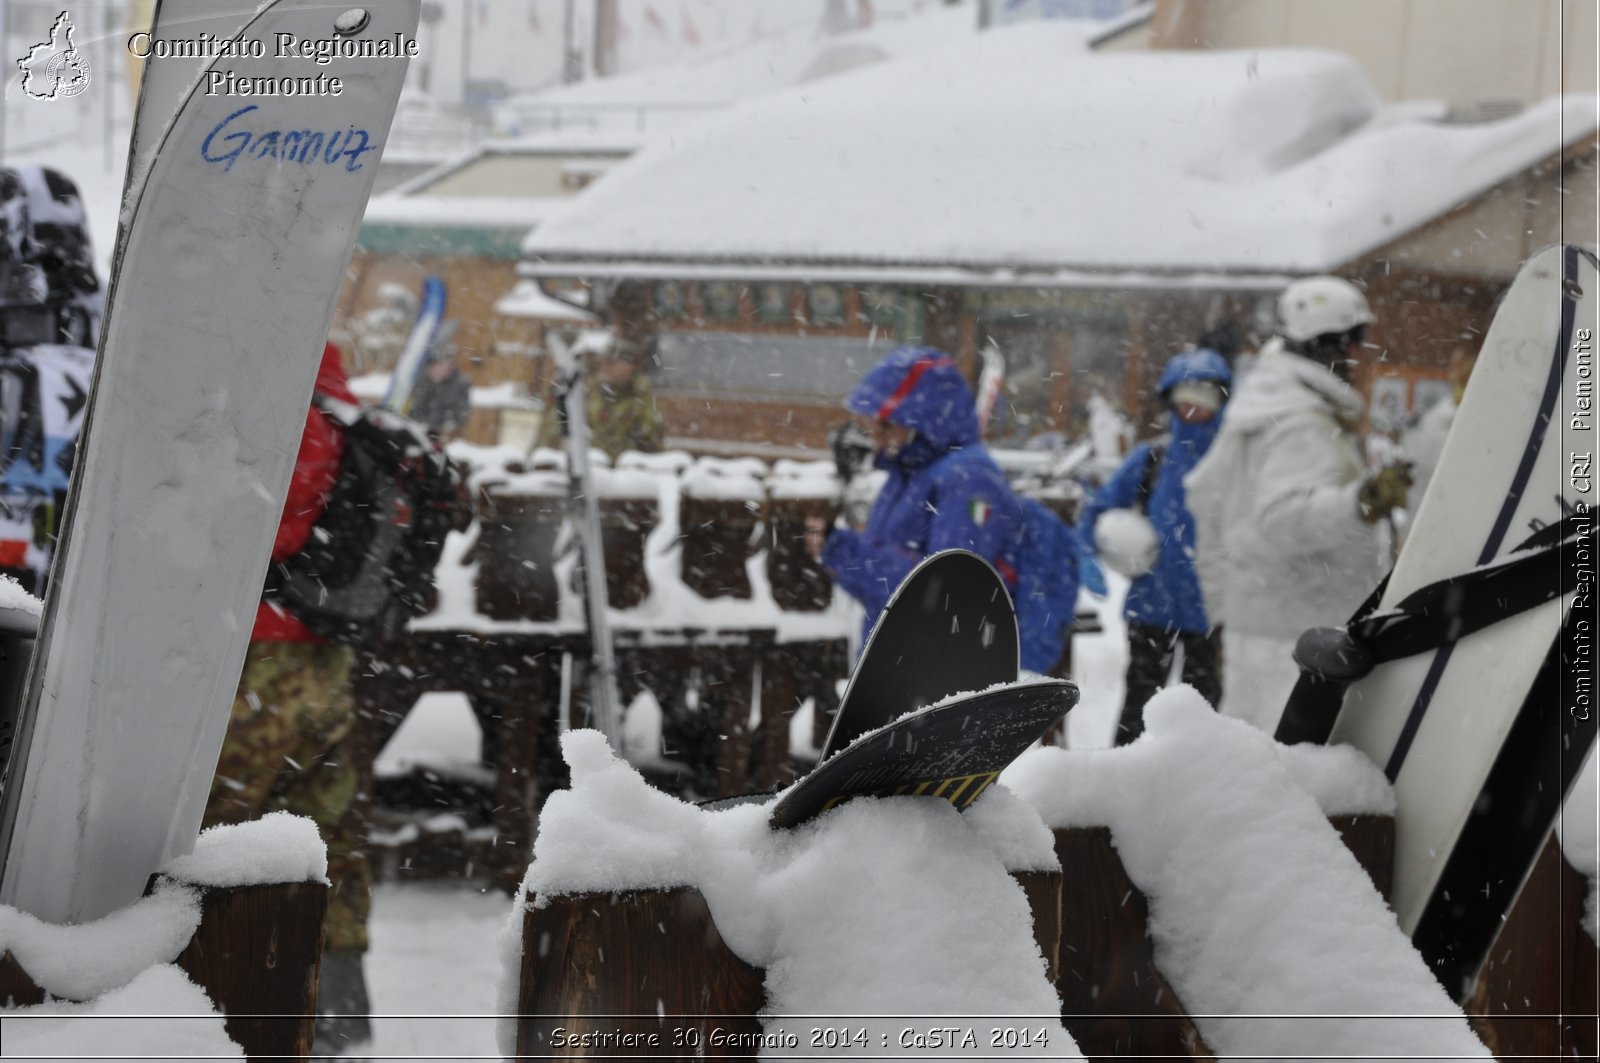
381, 274, 447, 415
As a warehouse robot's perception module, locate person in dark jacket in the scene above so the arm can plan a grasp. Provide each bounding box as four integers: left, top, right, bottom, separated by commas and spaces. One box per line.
203, 343, 373, 1055
810, 345, 1022, 652
1078, 348, 1231, 744
407, 325, 472, 441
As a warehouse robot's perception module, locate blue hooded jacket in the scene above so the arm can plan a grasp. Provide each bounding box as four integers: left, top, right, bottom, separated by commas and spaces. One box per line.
822, 346, 1022, 648
1078, 349, 1230, 634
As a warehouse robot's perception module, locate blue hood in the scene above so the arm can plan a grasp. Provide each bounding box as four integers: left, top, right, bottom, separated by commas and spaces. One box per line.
1157, 346, 1232, 395
845, 346, 979, 466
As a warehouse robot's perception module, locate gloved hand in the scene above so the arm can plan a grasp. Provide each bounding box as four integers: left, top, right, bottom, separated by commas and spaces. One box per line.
1357, 461, 1413, 524
828, 421, 873, 484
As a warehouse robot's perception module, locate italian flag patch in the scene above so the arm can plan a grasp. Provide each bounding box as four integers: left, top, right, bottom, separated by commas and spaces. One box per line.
970, 499, 991, 526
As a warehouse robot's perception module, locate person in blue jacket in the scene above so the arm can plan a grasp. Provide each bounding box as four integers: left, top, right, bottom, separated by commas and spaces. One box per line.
810, 345, 1023, 655
1079, 348, 1231, 744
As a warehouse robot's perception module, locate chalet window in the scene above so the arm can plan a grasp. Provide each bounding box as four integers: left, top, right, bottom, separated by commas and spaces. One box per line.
755, 284, 792, 325
858, 286, 903, 329
702, 282, 742, 322
807, 284, 845, 327
655, 280, 688, 321
654, 330, 880, 404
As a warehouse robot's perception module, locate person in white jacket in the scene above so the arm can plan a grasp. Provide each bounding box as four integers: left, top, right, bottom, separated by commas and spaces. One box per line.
1185, 276, 1411, 735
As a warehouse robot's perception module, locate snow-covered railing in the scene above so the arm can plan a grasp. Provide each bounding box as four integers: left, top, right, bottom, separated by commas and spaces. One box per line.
447, 445, 848, 636
355, 448, 860, 891
494, 691, 1597, 1060
1, 815, 328, 1059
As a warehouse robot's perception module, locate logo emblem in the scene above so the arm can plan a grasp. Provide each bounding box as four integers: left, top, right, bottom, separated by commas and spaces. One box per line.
18, 11, 92, 101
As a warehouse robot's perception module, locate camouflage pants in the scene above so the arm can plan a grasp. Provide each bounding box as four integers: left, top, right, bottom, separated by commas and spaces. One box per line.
204, 640, 371, 954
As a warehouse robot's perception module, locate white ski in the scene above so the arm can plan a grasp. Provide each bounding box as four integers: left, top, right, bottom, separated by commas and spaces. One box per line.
123, 0, 264, 203
0, 0, 418, 924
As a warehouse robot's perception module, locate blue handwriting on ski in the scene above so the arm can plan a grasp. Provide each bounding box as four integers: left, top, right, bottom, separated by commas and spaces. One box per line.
201, 104, 378, 174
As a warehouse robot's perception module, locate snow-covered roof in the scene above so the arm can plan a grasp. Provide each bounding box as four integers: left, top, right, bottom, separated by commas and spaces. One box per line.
362, 194, 567, 230
520, 26, 1598, 278
518, 1, 983, 112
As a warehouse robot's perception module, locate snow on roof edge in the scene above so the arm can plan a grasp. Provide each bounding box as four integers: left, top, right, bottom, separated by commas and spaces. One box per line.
516, 255, 1297, 291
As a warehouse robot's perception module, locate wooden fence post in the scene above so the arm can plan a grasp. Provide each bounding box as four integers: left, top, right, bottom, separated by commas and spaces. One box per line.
164, 878, 327, 1062
765, 496, 837, 612
474, 480, 564, 622
1052, 827, 1215, 1061
515, 869, 1064, 1058
598, 496, 657, 609
516, 888, 765, 1058
1465, 834, 1598, 1058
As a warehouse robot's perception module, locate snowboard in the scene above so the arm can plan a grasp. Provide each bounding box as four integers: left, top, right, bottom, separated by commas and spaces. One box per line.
821, 549, 1019, 760
0, 0, 417, 924
771, 678, 1076, 830
1319, 244, 1598, 995
381, 275, 447, 414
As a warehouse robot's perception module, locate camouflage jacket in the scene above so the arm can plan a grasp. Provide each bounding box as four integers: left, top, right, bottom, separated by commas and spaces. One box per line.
539, 372, 665, 460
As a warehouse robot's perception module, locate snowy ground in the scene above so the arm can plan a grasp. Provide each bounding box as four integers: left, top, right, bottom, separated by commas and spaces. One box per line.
364, 883, 507, 1060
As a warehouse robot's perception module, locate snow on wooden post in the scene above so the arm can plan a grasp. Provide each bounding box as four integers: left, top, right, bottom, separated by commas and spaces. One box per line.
763, 459, 839, 611
764, 496, 838, 611
679, 459, 766, 601
0, 817, 328, 1057
515, 870, 1066, 1056
155, 815, 331, 1061
594, 488, 658, 610
473, 478, 564, 622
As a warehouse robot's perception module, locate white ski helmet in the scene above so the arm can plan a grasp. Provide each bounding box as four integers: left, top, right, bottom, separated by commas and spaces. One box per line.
1094, 507, 1160, 579
1278, 276, 1373, 343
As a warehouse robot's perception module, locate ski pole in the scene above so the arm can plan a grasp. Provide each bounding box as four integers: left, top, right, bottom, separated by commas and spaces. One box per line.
548, 331, 624, 752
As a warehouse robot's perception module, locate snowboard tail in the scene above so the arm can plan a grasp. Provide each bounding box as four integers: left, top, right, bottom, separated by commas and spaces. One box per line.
1410, 602, 1590, 997
771, 678, 1076, 830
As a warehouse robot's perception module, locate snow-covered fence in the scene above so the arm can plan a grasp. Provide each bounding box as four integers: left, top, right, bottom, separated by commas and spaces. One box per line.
490, 692, 1600, 1059
512, 872, 1066, 1059
1, 815, 327, 1059
353, 447, 857, 888
458, 447, 844, 624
